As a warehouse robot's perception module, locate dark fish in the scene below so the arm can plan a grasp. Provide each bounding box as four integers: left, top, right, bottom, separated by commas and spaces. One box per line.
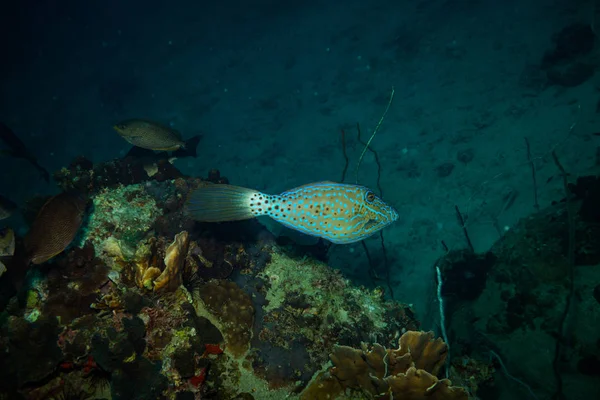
24, 191, 87, 264
114, 119, 201, 157
0, 194, 17, 220
0, 122, 50, 182
186, 181, 399, 244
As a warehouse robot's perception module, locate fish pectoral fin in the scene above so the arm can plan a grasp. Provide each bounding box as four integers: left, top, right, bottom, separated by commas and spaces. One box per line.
363, 219, 379, 229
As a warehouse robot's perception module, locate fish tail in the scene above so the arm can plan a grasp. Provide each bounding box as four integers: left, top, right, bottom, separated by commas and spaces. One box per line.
186, 184, 263, 222
174, 135, 202, 158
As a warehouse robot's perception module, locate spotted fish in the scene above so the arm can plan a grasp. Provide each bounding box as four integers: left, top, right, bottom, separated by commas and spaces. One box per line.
186, 181, 398, 244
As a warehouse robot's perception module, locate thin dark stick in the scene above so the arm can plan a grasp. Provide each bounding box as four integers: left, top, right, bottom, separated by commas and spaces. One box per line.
379, 231, 394, 299
356, 122, 392, 296
356, 123, 384, 198
361, 241, 379, 281
550, 151, 575, 400
454, 205, 474, 252
340, 129, 349, 183
441, 240, 449, 253
524, 138, 540, 211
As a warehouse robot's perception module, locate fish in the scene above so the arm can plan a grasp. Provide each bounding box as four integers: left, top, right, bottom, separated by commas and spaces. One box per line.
0, 194, 17, 220
24, 191, 87, 264
0, 122, 50, 182
186, 181, 399, 244
114, 119, 201, 156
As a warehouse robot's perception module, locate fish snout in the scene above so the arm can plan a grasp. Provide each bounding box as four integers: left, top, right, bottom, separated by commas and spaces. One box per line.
113, 124, 127, 134
390, 207, 400, 222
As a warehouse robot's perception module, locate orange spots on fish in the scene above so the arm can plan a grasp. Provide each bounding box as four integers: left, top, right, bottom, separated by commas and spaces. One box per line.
186, 181, 399, 244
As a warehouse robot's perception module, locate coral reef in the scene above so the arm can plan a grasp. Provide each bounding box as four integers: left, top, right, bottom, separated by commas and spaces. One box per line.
0, 227, 15, 256
301, 330, 469, 399
449, 355, 495, 399
0, 155, 477, 400
194, 279, 255, 358
0, 227, 15, 277
251, 250, 419, 380
134, 231, 190, 292
83, 183, 162, 258
54, 154, 184, 194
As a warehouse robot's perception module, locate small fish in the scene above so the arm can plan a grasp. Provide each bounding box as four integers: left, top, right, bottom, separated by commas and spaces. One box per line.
186, 182, 399, 244
0, 194, 17, 220
0, 122, 50, 182
114, 119, 201, 156
24, 191, 87, 264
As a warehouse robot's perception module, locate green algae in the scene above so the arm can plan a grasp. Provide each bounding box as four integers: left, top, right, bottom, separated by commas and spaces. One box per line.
260, 251, 388, 331
79, 183, 162, 257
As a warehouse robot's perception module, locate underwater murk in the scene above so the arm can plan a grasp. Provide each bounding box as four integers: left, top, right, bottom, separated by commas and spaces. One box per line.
2, 3, 600, 400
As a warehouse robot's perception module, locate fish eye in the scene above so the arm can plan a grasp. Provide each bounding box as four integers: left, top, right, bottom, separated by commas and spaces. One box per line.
365, 191, 376, 203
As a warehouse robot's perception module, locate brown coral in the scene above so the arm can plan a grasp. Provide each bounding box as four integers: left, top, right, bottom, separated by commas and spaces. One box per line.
396, 330, 448, 376
372, 366, 468, 400
134, 231, 189, 292
154, 231, 189, 291
194, 280, 254, 358
301, 331, 468, 400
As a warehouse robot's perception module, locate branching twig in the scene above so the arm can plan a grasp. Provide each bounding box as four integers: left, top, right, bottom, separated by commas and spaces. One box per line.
355, 87, 394, 184
524, 137, 539, 211
454, 205, 474, 252
356, 123, 384, 197
340, 129, 349, 183
489, 350, 539, 400
436, 266, 450, 378
550, 151, 576, 400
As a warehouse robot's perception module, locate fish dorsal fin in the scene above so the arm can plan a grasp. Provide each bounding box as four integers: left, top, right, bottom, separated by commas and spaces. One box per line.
281, 181, 345, 196
290, 181, 340, 190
